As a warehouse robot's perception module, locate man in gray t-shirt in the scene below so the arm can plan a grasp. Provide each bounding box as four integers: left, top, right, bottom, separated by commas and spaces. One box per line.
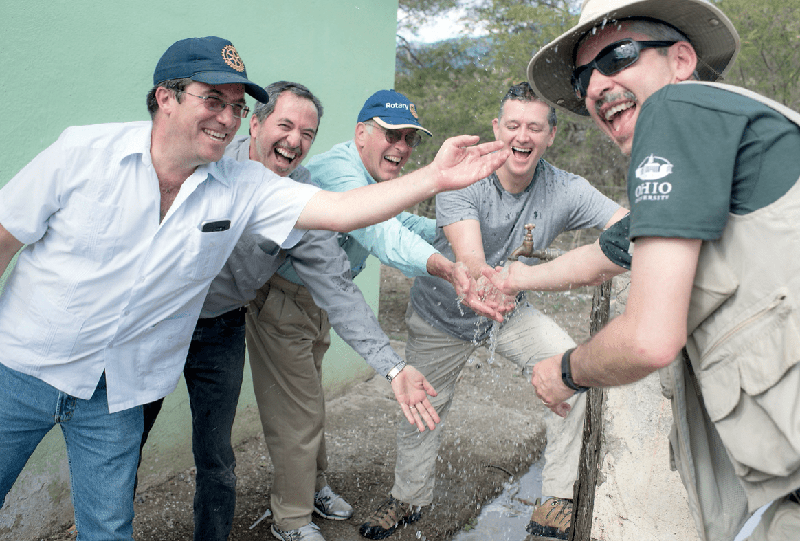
360, 82, 627, 541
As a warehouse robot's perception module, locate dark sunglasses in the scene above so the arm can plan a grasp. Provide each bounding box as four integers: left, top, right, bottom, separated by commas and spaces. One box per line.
571, 39, 677, 99
369, 121, 422, 148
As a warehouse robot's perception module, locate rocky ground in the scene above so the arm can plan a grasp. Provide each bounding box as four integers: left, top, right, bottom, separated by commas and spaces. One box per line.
42, 234, 600, 541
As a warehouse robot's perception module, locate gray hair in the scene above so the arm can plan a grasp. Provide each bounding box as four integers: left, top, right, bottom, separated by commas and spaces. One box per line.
252, 81, 324, 124
146, 78, 192, 118
498, 82, 557, 129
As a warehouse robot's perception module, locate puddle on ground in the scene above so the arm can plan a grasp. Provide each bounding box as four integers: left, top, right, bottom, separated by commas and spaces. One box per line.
451, 457, 544, 541
449, 457, 765, 541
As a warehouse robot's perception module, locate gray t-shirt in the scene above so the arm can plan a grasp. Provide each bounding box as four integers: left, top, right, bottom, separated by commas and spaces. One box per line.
410, 160, 621, 342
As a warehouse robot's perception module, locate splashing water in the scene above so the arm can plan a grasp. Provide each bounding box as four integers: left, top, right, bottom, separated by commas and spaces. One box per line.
486, 318, 500, 365
484, 260, 512, 365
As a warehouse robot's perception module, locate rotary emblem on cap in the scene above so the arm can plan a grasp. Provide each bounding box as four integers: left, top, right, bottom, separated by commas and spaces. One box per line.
409, 103, 418, 119
221, 44, 245, 72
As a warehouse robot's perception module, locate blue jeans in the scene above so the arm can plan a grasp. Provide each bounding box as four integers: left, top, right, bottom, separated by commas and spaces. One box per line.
0, 363, 142, 541
140, 307, 247, 541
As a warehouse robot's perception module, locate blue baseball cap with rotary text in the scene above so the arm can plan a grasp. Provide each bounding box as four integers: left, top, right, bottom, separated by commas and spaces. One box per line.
357, 89, 432, 136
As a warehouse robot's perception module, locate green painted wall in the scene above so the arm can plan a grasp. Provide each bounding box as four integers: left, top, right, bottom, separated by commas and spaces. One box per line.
0, 1, 399, 538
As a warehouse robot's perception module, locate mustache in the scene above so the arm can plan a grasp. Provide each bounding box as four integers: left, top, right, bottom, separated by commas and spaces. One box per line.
595, 90, 636, 116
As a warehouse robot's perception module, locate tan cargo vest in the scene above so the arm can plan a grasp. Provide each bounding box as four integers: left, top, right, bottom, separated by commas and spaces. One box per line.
659, 82, 800, 541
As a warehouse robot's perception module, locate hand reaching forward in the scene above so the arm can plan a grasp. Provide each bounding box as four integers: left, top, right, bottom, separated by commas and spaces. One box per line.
452, 262, 516, 322
391, 365, 440, 431
431, 136, 509, 193
530, 354, 574, 418
481, 261, 526, 297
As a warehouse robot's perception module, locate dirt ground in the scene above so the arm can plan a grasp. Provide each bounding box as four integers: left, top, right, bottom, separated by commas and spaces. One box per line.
41, 233, 598, 541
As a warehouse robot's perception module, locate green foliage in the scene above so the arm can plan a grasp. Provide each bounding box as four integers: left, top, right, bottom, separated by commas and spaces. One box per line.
396, 0, 799, 216
716, 0, 800, 110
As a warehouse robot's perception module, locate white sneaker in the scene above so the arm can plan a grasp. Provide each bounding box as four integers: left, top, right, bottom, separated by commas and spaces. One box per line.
271, 522, 326, 541
313, 485, 354, 520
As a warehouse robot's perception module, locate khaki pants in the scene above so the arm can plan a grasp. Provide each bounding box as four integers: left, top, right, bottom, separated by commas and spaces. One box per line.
392, 302, 584, 506
246, 274, 331, 531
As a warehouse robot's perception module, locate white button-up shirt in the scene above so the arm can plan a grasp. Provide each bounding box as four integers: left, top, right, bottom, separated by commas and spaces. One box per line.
0, 121, 318, 412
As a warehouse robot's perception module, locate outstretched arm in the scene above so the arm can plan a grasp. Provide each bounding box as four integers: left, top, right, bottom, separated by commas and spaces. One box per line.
483, 213, 633, 296
296, 136, 508, 231
484, 240, 627, 296
531, 237, 701, 416
287, 230, 440, 431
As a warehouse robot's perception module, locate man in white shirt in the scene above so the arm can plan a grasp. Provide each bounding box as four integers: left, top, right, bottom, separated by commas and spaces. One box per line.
0, 36, 509, 540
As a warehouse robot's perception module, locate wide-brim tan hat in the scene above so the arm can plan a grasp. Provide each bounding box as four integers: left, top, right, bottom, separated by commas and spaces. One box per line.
527, 0, 740, 117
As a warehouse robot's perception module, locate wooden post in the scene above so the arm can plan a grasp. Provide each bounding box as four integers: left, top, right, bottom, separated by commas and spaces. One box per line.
568, 280, 612, 541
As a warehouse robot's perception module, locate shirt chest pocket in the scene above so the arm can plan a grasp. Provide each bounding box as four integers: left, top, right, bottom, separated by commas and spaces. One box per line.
177, 226, 235, 281
57, 192, 122, 264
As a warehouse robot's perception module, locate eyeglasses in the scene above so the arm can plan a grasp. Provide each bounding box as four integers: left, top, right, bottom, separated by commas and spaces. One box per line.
180, 91, 250, 118
571, 39, 677, 99
368, 121, 422, 148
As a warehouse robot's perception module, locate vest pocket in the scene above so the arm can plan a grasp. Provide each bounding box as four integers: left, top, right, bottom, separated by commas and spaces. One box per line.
695, 289, 800, 482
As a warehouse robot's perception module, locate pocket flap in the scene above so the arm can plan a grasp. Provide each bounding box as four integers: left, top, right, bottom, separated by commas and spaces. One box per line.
696, 290, 800, 421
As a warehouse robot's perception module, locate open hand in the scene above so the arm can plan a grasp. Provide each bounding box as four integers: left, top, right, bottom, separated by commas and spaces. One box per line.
391, 365, 440, 431
432, 136, 509, 193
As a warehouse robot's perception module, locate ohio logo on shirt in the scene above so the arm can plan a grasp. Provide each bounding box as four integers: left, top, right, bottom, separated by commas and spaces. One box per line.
634, 154, 673, 203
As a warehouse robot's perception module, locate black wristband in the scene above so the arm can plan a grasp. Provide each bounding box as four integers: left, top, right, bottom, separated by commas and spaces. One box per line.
561, 348, 589, 393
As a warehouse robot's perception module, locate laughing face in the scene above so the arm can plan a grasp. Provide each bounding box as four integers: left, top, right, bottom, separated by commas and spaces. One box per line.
492, 99, 556, 190
249, 92, 319, 177
575, 22, 689, 156
355, 120, 416, 182
166, 81, 245, 168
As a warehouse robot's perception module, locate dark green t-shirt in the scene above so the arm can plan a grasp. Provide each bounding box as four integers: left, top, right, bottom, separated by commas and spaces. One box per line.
626, 83, 800, 241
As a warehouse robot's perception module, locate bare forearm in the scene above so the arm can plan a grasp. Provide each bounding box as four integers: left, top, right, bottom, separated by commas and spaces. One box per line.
0, 224, 23, 276
568, 240, 699, 388
515, 241, 625, 292
298, 164, 440, 232
425, 252, 454, 282
569, 315, 663, 388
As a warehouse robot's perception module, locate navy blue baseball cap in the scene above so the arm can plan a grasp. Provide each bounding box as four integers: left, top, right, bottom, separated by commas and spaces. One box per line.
153, 36, 269, 104
357, 90, 432, 136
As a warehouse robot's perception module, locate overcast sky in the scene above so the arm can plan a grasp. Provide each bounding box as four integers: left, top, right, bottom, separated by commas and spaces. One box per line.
397, 6, 486, 44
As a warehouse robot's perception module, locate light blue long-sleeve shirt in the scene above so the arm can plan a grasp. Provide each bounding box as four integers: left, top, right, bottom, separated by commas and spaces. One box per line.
277, 140, 437, 285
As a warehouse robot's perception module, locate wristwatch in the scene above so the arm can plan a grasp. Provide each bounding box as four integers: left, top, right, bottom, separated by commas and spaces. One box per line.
561, 348, 589, 393
386, 360, 406, 382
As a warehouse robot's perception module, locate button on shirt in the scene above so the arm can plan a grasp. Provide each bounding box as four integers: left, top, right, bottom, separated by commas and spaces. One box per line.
0, 121, 318, 412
